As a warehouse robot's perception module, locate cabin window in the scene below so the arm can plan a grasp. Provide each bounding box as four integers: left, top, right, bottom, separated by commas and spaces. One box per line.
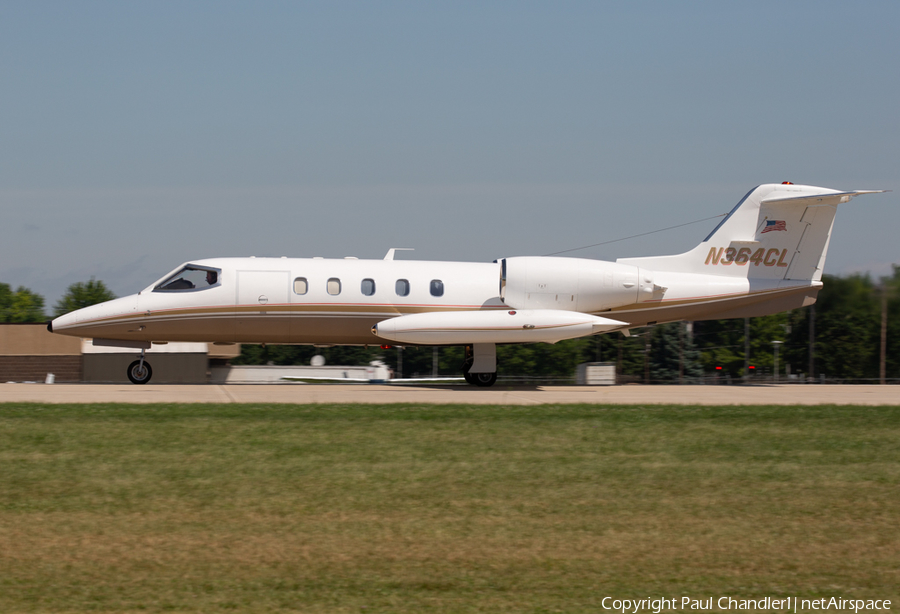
293, 277, 308, 295
395, 279, 410, 297
327, 278, 341, 295
361, 278, 376, 296
430, 279, 444, 297
154, 265, 221, 292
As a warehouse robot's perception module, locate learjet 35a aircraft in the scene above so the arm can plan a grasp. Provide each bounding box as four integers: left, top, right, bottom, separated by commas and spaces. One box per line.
49, 183, 885, 385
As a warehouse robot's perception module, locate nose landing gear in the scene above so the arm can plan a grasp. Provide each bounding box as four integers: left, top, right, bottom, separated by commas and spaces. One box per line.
127, 349, 153, 385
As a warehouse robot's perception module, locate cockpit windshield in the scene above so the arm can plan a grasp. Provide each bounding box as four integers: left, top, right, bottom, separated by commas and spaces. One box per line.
154, 266, 220, 292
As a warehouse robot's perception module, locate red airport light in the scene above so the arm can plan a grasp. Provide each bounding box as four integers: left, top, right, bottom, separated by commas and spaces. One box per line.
715, 366, 722, 370
380, 345, 392, 349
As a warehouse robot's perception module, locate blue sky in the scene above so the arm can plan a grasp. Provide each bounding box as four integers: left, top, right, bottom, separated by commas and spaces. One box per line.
1, 1, 898, 305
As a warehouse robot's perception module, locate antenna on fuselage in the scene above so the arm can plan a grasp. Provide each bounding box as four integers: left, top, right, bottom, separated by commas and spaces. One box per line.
384, 248, 415, 261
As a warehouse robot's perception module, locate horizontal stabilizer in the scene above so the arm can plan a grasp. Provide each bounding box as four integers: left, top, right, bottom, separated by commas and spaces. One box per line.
761, 190, 888, 207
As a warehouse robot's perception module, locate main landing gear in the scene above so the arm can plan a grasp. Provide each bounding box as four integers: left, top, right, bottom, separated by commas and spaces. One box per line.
127, 349, 153, 385
462, 344, 497, 387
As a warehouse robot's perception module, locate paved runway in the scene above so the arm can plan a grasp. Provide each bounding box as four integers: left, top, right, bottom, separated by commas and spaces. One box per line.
0, 383, 897, 405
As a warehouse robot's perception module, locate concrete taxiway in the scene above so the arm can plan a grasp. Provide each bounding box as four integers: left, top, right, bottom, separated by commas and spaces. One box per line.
0, 383, 896, 405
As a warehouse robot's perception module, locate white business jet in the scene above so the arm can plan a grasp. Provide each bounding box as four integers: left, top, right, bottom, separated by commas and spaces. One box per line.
49, 183, 885, 385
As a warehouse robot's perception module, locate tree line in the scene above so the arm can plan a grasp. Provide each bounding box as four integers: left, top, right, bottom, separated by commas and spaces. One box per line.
5, 269, 898, 382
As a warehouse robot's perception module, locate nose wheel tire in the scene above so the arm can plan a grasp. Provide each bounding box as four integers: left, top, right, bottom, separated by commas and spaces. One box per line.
127, 360, 153, 385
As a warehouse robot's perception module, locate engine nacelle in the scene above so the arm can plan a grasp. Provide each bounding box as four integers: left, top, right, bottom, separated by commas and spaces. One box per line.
500, 257, 652, 312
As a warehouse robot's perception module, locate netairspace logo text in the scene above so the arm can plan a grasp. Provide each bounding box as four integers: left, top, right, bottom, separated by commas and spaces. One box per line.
601, 597, 891, 613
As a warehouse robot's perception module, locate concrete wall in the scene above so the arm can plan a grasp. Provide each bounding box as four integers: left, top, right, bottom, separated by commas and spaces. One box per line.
0, 323, 81, 355
0, 356, 82, 383
83, 353, 210, 384
81, 339, 238, 384
0, 324, 241, 384
0, 324, 82, 382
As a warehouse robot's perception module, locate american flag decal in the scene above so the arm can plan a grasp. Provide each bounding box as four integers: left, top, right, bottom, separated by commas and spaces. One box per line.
761, 220, 787, 233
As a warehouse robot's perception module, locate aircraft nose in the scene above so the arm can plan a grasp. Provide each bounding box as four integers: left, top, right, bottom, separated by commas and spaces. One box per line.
49, 309, 80, 334
48, 294, 139, 337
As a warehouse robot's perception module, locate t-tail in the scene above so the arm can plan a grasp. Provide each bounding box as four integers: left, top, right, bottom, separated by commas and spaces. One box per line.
619, 183, 886, 282
609, 183, 887, 325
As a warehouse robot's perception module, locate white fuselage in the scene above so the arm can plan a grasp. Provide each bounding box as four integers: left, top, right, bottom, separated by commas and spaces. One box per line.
49, 254, 818, 347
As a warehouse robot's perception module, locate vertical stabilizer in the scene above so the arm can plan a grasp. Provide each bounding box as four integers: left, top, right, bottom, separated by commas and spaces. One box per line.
618, 184, 885, 282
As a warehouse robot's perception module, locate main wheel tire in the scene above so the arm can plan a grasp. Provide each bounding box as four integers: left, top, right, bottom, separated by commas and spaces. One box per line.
462, 359, 497, 387
471, 371, 497, 387
127, 360, 153, 385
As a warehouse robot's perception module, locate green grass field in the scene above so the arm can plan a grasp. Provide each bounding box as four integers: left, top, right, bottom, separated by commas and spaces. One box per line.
1, 403, 898, 613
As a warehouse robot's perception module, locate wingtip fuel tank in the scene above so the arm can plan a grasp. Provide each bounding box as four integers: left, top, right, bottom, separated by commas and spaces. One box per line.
372, 309, 627, 345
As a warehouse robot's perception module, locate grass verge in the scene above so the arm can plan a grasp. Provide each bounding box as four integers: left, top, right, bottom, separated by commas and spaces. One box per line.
1, 403, 898, 613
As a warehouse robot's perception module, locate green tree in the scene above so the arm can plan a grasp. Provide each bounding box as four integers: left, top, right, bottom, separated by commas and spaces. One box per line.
496, 338, 592, 379
783, 274, 884, 381
0, 284, 11, 318
746, 313, 789, 375
694, 318, 746, 377
816, 275, 880, 379
885, 265, 900, 379
613, 328, 652, 382
0, 283, 46, 322
54, 278, 117, 317
650, 322, 704, 383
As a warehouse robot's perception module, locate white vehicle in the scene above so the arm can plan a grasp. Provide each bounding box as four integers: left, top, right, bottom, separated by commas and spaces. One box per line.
49, 183, 885, 386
